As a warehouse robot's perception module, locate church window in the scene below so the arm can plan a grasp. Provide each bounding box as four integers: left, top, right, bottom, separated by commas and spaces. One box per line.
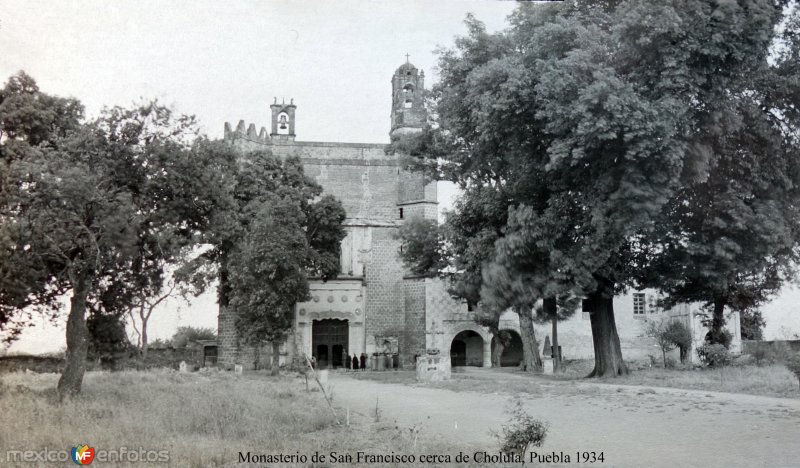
399, 207, 404, 219
404, 100, 413, 108
633, 293, 646, 315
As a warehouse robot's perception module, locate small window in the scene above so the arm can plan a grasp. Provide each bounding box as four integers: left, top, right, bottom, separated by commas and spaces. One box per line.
633, 293, 646, 315
404, 100, 413, 108
399, 207, 404, 219
467, 301, 475, 312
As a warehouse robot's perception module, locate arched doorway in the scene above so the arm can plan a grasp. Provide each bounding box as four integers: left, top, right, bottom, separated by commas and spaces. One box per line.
450, 330, 485, 367
491, 330, 523, 367
312, 319, 349, 369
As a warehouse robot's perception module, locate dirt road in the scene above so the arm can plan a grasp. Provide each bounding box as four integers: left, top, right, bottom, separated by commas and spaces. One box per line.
329, 369, 800, 468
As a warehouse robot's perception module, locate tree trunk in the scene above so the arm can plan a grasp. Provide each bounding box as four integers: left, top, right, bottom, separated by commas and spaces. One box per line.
543, 297, 562, 373
662, 348, 667, 368
58, 275, 90, 399
679, 346, 688, 363
141, 319, 149, 361
709, 294, 727, 345
492, 339, 504, 368
516, 307, 542, 372
586, 286, 628, 377
271, 340, 281, 376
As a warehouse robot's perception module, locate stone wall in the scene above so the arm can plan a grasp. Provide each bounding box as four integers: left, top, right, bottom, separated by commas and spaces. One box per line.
364, 227, 406, 356
403, 277, 427, 364
742, 339, 800, 354
498, 289, 743, 365
218, 126, 428, 369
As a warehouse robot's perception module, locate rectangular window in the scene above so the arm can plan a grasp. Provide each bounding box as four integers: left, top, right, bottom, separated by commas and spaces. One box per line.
399, 207, 404, 219
633, 292, 646, 315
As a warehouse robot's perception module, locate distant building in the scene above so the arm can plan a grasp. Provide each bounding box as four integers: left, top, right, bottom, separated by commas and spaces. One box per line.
218, 62, 739, 370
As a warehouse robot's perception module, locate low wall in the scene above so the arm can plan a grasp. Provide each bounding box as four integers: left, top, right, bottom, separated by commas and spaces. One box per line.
0, 347, 206, 374
742, 340, 800, 354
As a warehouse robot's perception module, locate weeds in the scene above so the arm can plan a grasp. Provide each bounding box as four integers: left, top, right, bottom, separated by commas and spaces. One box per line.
0, 370, 465, 466
493, 397, 548, 458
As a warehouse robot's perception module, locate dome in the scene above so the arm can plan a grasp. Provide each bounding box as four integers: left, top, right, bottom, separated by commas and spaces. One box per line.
395, 62, 419, 75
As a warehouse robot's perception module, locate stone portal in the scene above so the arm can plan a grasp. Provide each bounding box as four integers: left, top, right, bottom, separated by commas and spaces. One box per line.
492, 329, 524, 367
450, 330, 485, 367
312, 319, 349, 369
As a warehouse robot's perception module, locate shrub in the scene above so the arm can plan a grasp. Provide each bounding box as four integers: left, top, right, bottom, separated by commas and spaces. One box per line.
645, 319, 693, 367
170, 326, 217, 349
697, 344, 731, 368
495, 398, 548, 456
786, 354, 800, 390
705, 329, 733, 349
664, 321, 692, 363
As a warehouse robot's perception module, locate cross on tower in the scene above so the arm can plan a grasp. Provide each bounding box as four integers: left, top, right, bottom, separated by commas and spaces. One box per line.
405, 53, 410, 63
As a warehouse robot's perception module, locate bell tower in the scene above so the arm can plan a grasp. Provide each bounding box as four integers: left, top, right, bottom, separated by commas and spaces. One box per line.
390, 57, 426, 138
270, 98, 296, 142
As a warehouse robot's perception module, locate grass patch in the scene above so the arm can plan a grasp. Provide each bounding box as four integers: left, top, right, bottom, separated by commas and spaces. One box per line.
599, 364, 800, 398
349, 361, 800, 399
0, 369, 466, 467
536, 359, 799, 398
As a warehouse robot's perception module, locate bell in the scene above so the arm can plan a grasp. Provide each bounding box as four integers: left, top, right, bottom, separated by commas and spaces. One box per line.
279, 114, 288, 130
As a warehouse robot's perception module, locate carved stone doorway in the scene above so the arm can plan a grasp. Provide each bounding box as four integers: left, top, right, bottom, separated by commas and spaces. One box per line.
312, 319, 349, 369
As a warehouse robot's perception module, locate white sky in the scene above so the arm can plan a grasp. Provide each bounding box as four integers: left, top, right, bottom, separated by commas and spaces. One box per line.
1, 0, 798, 353
0, 0, 516, 353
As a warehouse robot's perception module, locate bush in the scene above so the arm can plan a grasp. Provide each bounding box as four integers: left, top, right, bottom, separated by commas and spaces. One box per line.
170, 326, 216, 349
705, 329, 733, 349
495, 398, 548, 456
664, 321, 692, 363
697, 344, 731, 368
786, 354, 800, 390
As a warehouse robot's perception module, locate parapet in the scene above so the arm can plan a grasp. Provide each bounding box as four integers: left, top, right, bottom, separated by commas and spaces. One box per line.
223, 120, 270, 144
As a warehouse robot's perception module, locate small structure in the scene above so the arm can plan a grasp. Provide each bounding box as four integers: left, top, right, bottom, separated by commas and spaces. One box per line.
416, 320, 451, 381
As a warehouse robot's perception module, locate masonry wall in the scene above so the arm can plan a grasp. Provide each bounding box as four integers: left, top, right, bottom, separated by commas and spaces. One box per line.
497, 289, 743, 365
218, 129, 420, 369
364, 226, 407, 356
403, 277, 427, 364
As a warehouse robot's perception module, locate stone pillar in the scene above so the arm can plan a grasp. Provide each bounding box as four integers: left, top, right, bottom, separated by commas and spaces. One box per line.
483, 339, 492, 368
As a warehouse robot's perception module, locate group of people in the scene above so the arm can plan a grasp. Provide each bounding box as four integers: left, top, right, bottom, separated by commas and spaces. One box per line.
309, 351, 399, 370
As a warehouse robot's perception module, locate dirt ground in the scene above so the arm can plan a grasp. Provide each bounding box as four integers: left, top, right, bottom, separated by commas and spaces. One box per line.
329, 368, 800, 468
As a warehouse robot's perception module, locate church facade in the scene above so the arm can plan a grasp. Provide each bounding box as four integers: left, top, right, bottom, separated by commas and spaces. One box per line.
217, 62, 740, 371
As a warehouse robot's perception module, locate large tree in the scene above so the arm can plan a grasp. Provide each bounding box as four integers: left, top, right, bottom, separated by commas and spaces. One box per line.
0, 73, 212, 396
395, 186, 545, 371
636, 4, 800, 345
400, 0, 790, 377
185, 148, 346, 375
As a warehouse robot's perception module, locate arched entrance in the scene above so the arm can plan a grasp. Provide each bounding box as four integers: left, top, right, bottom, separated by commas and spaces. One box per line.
491, 330, 523, 367
450, 330, 485, 367
312, 319, 349, 368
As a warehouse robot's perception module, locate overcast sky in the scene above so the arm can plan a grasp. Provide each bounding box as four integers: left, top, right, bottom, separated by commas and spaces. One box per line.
0, 0, 517, 353
1, 0, 798, 353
